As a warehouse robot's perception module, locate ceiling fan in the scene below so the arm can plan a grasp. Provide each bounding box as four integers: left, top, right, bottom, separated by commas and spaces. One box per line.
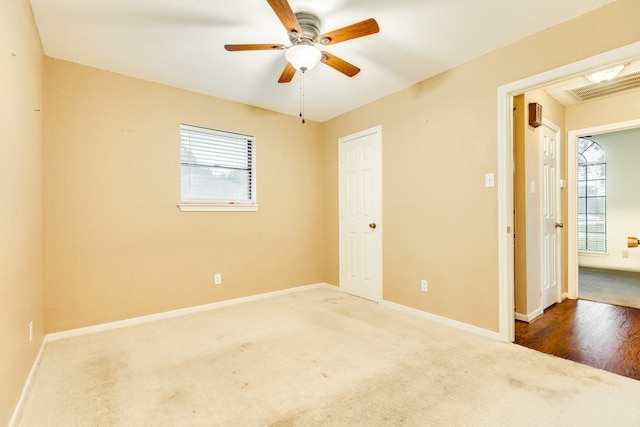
224, 0, 379, 83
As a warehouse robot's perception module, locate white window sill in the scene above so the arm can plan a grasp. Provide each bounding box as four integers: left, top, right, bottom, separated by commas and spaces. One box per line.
578, 251, 609, 257
178, 203, 259, 212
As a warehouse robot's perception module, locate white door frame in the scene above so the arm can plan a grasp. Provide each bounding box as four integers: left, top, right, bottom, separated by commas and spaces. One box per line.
338, 125, 383, 302
567, 118, 640, 299
497, 41, 640, 342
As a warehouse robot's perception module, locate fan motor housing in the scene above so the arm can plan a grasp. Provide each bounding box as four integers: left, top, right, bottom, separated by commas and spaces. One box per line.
290, 12, 321, 43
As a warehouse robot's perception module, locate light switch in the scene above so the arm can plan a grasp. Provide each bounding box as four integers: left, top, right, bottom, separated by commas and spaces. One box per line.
485, 173, 495, 188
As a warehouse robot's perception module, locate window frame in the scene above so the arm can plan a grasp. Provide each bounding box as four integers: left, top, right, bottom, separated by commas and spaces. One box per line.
178, 123, 258, 212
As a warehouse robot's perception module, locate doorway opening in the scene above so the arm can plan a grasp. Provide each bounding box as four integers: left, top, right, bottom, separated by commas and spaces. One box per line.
568, 122, 640, 309
498, 41, 640, 342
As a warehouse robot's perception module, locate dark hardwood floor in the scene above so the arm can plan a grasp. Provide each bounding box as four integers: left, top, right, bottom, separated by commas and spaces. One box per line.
515, 298, 640, 381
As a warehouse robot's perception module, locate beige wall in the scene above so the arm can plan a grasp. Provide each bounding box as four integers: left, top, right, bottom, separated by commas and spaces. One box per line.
323, 67, 503, 330
323, 0, 640, 332
43, 59, 325, 332
0, 0, 45, 424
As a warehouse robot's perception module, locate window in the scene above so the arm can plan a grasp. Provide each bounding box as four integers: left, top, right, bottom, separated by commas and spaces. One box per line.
179, 124, 256, 211
577, 138, 606, 252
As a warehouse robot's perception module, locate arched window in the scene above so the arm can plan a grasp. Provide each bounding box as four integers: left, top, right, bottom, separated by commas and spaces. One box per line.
577, 138, 606, 253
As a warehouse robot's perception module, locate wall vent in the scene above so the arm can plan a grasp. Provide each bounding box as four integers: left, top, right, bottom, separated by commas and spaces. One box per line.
569, 71, 640, 102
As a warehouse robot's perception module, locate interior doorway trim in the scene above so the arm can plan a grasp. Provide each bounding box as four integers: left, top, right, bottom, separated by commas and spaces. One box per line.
497, 40, 640, 343
567, 119, 640, 300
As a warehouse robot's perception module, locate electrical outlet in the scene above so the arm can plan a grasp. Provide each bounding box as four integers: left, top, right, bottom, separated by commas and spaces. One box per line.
214, 274, 222, 285
29, 321, 33, 342
420, 280, 428, 292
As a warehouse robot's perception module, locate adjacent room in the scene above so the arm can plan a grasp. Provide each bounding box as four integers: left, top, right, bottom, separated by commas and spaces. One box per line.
576, 127, 640, 309
3, 0, 640, 425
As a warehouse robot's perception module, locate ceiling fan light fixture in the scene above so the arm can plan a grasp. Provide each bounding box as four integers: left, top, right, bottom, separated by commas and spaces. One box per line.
585, 64, 625, 83
285, 43, 322, 72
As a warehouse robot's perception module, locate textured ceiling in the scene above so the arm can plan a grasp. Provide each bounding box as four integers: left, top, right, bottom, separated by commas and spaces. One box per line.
30, 0, 614, 122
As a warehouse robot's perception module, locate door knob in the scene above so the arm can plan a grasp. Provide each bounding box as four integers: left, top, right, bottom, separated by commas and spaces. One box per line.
555, 223, 564, 228
369, 223, 377, 230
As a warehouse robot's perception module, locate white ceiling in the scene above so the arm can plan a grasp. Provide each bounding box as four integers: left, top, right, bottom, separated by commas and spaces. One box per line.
29, 0, 614, 122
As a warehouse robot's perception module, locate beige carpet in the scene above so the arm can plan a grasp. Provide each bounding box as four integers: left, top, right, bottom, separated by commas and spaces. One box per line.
15, 287, 640, 426
579, 266, 640, 310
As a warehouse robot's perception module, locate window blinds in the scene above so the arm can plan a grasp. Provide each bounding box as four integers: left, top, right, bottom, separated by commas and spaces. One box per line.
180, 124, 254, 204
577, 163, 606, 253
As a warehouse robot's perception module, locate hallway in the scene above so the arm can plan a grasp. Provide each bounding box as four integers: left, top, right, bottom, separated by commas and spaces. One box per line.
515, 298, 640, 380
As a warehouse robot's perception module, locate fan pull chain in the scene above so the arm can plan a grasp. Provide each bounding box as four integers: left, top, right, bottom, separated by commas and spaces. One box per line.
299, 69, 305, 124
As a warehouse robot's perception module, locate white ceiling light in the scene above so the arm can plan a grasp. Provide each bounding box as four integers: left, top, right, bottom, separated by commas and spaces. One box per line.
585, 64, 625, 83
285, 42, 322, 72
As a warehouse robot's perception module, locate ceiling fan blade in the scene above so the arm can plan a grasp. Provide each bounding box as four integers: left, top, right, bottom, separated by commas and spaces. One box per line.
318, 18, 379, 46
224, 44, 284, 51
320, 52, 360, 77
266, 0, 303, 35
278, 62, 296, 83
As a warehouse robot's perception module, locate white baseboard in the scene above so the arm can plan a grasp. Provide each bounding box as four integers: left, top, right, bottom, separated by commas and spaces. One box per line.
514, 312, 528, 322
515, 293, 572, 323
9, 337, 48, 427
47, 282, 501, 344
47, 283, 336, 341
381, 299, 500, 341
515, 307, 543, 323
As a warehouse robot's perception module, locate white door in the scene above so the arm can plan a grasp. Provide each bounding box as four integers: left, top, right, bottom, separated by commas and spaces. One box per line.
339, 126, 382, 302
540, 124, 562, 310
